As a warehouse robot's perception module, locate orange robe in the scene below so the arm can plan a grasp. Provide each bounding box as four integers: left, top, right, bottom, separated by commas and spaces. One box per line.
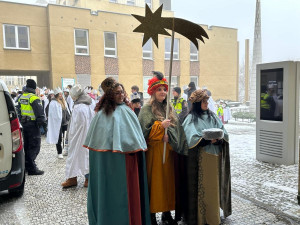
146, 121, 175, 213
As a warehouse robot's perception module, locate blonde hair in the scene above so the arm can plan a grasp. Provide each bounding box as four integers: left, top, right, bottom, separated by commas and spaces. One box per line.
55, 93, 67, 110
149, 95, 177, 127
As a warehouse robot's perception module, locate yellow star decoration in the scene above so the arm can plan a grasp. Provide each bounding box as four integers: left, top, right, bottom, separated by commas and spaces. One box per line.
132, 4, 170, 48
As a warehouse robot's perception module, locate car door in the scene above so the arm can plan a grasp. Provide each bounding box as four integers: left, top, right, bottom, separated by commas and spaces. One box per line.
0, 81, 13, 179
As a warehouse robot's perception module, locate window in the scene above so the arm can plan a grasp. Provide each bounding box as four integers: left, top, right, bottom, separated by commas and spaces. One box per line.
104, 32, 117, 57
143, 39, 152, 59
3, 24, 30, 50
106, 75, 118, 81
165, 38, 179, 60
190, 42, 198, 61
127, 0, 135, 5
5, 76, 14, 86
109, 0, 117, 2
160, 0, 171, 10
166, 76, 180, 91
143, 76, 152, 99
145, 0, 152, 8
74, 29, 89, 55
18, 76, 26, 86
190, 76, 198, 87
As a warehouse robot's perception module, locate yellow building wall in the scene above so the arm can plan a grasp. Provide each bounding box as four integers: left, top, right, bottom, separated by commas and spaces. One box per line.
0, 1, 238, 101
0, 2, 50, 72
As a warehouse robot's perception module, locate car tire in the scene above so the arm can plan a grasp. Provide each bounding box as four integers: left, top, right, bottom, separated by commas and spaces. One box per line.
8, 172, 25, 198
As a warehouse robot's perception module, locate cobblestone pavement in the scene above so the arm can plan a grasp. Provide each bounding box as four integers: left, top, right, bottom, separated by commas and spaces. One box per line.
0, 121, 300, 224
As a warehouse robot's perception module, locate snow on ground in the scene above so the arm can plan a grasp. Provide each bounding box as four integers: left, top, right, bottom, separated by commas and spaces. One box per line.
225, 120, 300, 219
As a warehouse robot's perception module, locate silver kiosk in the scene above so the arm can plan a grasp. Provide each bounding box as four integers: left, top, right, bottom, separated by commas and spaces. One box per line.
256, 61, 300, 165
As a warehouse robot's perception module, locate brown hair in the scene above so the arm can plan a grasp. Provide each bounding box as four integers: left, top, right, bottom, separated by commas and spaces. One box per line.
148, 94, 177, 127
95, 83, 130, 114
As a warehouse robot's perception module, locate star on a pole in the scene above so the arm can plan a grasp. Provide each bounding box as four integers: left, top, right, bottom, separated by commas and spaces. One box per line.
132, 4, 170, 47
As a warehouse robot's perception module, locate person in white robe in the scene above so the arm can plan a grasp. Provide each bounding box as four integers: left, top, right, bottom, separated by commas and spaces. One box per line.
46, 87, 70, 159
61, 85, 95, 188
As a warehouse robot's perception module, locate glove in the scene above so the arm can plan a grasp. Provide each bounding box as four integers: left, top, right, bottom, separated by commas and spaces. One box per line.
198, 138, 211, 147
213, 139, 224, 145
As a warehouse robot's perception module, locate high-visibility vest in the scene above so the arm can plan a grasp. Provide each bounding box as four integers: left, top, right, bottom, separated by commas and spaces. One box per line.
18, 93, 39, 120
261, 93, 270, 110
217, 106, 224, 116
171, 98, 184, 114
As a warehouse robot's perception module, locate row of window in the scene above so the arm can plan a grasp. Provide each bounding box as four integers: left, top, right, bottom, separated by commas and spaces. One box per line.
3, 24, 199, 61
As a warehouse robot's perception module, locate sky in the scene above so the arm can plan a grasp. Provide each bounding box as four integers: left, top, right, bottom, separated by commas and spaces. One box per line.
2, 0, 300, 64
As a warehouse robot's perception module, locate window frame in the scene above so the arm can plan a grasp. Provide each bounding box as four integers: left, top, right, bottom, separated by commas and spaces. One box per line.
190, 42, 199, 61
3, 24, 30, 50
143, 75, 152, 99
74, 29, 89, 56
190, 76, 199, 86
142, 39, 153, 59
164, 38, 179, 60
104, 32, 117, 58
127, 0, 135, 5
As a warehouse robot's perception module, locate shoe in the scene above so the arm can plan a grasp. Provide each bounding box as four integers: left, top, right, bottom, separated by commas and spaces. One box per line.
161, 211, 176, 225
151, 213, 158, 225
61, 177, 77, 188
58, 154, 63, 159
62, 145, 68, 156
62, 149, 68, 156
84, 178, 88, 187
28, 169, 44, 176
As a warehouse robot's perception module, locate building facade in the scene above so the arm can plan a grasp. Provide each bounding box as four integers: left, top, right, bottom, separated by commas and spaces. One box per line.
0, 0, 238, 100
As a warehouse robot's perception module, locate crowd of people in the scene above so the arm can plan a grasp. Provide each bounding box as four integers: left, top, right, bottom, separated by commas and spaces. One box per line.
13, 73, 232, 225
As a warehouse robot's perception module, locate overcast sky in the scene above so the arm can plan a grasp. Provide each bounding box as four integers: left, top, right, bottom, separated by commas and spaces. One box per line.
3, 0, 300, 64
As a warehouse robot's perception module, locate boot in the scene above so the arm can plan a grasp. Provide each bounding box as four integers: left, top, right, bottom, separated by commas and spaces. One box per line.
151, 213, 158, 225
161, 211, 176, 225
61, 177, 77, 188
84, 178, 88, 187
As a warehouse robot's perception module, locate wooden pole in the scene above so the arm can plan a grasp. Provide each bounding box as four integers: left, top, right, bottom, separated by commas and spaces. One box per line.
163, 21, 175, 164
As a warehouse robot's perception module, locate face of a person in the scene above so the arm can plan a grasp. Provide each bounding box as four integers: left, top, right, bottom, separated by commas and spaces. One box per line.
172, 90, 179, 98
64, 91, 69, 97
201, 99, 208, 111
58, 93, 63, 100
155, 86, 167, 103
132, 102, 141, 108
114, 85, 125, 104
131, 89, 137, 94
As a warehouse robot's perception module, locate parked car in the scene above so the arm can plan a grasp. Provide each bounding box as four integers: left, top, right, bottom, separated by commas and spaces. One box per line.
0, 79, 25, 197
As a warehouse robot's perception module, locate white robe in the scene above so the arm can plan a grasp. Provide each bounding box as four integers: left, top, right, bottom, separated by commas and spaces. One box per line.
66, 95, 74, 112
46, 100, 62, 144
65, 103, 95, 179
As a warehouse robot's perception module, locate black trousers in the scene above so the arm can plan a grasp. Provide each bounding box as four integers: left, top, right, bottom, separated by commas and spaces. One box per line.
23, 123, 41, 172
56, 128, 63, 154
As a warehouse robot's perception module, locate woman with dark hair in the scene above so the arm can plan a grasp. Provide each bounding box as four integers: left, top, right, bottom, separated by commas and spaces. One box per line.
83, 77, 151, 225
138, 71, 188, 225
182, 89, 231, 225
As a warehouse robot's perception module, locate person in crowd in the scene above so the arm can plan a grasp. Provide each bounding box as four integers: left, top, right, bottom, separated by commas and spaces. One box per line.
131, 97, 142, 116
138, 71, 188, 225
182, 89, 231, 225
184, 82, 197, 110
203, 87, 217, 115
217, 101, 225, 124
171, 87, 188, 123
46, 87, 70, 159
61, 84, 95, 188
83, 77, 151, 225
45, 90, 54, 118
11, 90, 17, 100
17, 79, 46, 175
131, 85, 144, 106
63, 88, 73, 112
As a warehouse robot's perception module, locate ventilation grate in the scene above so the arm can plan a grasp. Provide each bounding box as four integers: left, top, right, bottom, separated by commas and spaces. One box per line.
259, 130, 283, 158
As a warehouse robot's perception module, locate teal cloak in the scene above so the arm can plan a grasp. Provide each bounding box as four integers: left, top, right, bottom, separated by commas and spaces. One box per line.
84, 103, 151, 225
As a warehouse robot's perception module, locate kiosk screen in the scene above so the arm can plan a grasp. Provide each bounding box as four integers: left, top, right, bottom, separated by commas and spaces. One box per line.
260, 68, 283, 121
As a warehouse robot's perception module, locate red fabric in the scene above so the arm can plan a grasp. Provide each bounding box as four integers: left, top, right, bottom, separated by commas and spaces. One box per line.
147, 76, 168, 95
125, 154, 142, 225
